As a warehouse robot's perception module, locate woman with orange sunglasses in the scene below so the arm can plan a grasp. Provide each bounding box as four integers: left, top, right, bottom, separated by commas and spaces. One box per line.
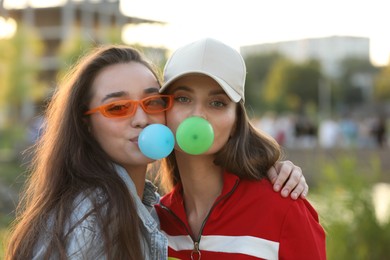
6, 45, 307, 260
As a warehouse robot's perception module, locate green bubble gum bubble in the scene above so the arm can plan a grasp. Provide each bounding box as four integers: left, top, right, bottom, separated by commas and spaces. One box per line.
176, 116, 214, 155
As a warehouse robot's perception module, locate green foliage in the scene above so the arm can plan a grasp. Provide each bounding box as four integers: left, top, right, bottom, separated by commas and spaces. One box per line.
0, 36, 14, 102
263, 58, 322, 113
244, 52, 323, 114
374, 63, 390, 101
336, 57, 379, 108
262, 58, 291, 111
0, 160, 26, 188
0, 123, 26, 148
57, 29, 96, 81
244, 51, 383, 116
244, 52, 283, 112
0, 228, 8, 260
287, 60, 322, 107
0, 160, 25, 260
0, 23, 47, 127
310, 156, 390, 259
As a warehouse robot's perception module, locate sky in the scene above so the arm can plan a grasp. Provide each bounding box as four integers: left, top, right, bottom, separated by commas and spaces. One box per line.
2, 0, 390, 66
120, 0, 390, 66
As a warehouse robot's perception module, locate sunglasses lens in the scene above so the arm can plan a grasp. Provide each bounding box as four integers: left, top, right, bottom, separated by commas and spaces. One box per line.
143, 96, 171, 113
91, 95, 172, 118
105, 101, 133, 117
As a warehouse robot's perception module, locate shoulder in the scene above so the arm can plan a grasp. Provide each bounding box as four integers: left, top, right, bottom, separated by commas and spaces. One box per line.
236, 178, 324, 238
236, 178, 317, 218
72, 189, 106, 214
241, 179, 323, 235
238, 178, 289, 202
67, 190, 107, 252
67, 189, 107, 232
33, 190, 106, 259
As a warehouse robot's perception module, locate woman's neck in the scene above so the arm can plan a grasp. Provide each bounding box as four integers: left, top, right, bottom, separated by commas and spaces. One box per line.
175, 152, 224, 238
124, 165, 147, 198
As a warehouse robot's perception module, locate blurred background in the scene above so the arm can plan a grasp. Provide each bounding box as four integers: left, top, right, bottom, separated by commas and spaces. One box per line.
0, 0, 389, 259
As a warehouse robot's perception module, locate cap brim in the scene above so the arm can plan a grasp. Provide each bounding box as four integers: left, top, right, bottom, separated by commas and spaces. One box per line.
160, 71, 242, 103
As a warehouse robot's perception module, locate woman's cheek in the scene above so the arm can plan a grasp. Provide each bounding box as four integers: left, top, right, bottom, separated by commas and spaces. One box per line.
166, 109, 186, 132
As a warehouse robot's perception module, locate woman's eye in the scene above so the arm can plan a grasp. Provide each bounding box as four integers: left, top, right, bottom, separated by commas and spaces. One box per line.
175, 96, 190, 103
210, 100, 226, 107
107, 103, 129, 113
147, 99, 165, 107
109, 105, 125, 111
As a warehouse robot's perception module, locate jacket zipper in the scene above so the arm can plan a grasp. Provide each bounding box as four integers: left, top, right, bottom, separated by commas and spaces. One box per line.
161, 179, 239, 260
191, 241, 201, 260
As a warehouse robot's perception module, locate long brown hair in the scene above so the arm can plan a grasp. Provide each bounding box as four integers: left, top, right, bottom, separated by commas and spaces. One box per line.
6, 45, 161, 260
159, 101, 281, 192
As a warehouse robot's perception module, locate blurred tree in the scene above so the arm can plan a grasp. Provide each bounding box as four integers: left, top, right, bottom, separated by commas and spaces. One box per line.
57, 26, 124, 79
101, 26, 123, 45
57, 29, 96, 81
0, 23, 45, 127
244, 52, 283, 113
56, 27, 168, 81
336, 57, 379, 110
373, 62, 390, 102
262, 58, 322, 114
0, 34, 14, 104
262, 58, 291, 112
286, 59, 322, 112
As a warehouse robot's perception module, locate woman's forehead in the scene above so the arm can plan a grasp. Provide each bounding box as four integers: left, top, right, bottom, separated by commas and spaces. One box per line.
91, 63, 159, 100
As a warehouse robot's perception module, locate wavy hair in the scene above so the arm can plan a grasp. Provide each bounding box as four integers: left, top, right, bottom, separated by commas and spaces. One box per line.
6, 45, 161, 260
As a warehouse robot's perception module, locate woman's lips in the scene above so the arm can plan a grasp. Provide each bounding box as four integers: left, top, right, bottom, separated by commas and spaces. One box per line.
130, 136, 139, 144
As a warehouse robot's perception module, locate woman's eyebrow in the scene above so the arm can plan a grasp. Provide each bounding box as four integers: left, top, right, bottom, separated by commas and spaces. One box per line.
101, 91, 128, 102
209, 89, 227, 96
171, 86, 193, 93
100, 87, 159, 103
144, 87, 160, 94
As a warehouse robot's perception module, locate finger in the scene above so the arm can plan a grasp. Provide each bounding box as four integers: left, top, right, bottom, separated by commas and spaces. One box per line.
267, 165, 278, 184
280, 167, 302, 198
272, 161, 294, 192
289, 175, 307, 200
300, 183, 309, 199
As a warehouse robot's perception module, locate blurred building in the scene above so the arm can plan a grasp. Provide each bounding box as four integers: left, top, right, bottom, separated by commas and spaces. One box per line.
1, 0, 161, 87
240, 36, 370, 78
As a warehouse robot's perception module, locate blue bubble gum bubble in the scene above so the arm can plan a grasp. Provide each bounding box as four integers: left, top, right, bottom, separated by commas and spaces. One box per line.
176, 116, 214, 155
138, 124, 175, 160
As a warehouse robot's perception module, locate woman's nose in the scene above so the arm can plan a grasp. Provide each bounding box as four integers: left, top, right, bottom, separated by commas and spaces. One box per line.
191, 103, 207, 120
130, 105, 148, 128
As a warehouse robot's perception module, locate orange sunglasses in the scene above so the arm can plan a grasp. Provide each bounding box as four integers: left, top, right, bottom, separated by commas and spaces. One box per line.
84, 95, 174, 118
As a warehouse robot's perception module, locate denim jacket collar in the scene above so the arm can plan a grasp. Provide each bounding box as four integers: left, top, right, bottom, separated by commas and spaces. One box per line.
114, 164, 159, 233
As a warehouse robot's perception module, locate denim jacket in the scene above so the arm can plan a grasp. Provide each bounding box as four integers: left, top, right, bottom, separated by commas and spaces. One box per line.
33, 164, 168, 259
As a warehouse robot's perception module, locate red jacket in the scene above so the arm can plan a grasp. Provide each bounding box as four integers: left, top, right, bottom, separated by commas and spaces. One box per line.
155, 172, 326, 260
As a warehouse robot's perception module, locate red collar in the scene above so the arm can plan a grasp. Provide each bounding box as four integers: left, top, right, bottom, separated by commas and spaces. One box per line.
160, 171, 240, 212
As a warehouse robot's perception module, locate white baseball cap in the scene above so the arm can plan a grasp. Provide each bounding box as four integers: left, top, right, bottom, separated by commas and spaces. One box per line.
160, 38, 246, 102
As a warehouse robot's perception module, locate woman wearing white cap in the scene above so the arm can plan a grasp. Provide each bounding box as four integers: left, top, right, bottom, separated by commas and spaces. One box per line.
156, 38, 326, 259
